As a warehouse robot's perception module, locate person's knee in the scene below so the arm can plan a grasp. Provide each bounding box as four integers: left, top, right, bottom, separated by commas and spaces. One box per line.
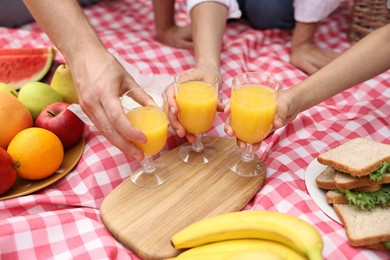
242, 0, 295, 30
0, 0, 102, 28
0, 0, 33, 27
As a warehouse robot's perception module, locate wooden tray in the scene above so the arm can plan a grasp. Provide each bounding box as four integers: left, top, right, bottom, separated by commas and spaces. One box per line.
100, 137, 266, 260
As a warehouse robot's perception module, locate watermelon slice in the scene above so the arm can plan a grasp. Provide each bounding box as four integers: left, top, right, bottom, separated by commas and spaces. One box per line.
0, 48, 55, 90
0, 48, 52, 56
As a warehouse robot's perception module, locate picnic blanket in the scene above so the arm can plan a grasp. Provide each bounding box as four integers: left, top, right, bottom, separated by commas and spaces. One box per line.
1, 0, 389, 259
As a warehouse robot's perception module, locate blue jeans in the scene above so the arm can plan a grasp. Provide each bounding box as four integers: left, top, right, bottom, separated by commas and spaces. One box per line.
0, 0, 102, 27
236, 0, 295, 30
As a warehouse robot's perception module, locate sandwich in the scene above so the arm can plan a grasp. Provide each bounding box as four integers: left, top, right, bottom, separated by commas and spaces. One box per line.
316, 138, 390, 210
316, 167, 390, 210
315, 137, 390, 250
317, 137, 390, 180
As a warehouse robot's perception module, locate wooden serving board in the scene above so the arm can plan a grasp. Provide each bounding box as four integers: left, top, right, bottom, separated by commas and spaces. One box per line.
100, 137, 266, 260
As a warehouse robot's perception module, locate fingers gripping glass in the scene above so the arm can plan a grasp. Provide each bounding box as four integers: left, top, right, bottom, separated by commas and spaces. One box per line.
121, 87, 170, 188
226, 72, 280, 176
174, 68, 219, 165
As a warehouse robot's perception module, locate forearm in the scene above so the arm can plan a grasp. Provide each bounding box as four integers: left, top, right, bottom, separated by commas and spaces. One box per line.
293, 24, 390, 112
190, 2, 228, 69
291, 22, 318, 50
23, 0, 106, 65
152, 0, 176, 38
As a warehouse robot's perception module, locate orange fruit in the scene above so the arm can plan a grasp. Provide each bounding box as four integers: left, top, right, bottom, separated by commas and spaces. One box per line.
7, 127, 64, 180
0, 91, 33, 149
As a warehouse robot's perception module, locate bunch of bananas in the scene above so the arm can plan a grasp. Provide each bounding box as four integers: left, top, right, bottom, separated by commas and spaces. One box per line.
168, 210, 323, 260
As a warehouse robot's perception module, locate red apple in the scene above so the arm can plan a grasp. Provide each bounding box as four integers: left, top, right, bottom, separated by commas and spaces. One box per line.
35, 102, 85, 149
0, 147, 17, 195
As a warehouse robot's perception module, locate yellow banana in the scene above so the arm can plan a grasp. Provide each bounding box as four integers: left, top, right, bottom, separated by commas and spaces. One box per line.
225, 249, 284, 260
172, 239, 306, 260
171, 210, 323, 260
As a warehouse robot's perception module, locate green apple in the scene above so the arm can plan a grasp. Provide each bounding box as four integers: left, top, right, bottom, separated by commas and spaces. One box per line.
18, 81, 63, 120
50, 64, 79, 104
0, 82, 18, 98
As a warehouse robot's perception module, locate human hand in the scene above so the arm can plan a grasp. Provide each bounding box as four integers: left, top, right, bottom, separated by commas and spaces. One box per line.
156, 25, 193, 50
166, 66, 222, 143
164, 82, 196, 143
272, 88, 300, 130
290, 44, 340, 75
69, 49, 152, 161
224, 87, 298, 151
223, 102, 262, 152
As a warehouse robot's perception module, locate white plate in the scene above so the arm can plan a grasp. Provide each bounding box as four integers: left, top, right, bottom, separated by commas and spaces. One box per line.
305, 158, 341, 224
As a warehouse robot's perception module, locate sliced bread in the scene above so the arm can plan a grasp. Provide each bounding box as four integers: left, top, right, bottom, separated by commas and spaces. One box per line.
317, 138, 390, 177
333, 204, 390, 247
316, 167, 337, 190
334, 172, 390, 190
326, 190, 348, 204
353, 183, 383, 193
317, 168, 384, 192
365, 242, 390, 251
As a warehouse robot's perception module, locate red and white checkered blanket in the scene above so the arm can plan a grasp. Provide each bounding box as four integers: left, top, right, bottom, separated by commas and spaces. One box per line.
1, 0, 389, 259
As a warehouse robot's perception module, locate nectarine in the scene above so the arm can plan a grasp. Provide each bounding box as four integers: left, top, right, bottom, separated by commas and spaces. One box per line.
0, 91, 33, 149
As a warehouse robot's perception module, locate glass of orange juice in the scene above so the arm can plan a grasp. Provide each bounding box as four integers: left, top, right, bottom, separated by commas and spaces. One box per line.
226, 72, 280, 176
174, 68, 219, 165
121, 87, 169, 188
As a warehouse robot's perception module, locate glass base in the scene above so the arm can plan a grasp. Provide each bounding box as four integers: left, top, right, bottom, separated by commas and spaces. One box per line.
130, 161, 170, 188
178, 143, 217, 165
225, 150, 267, 177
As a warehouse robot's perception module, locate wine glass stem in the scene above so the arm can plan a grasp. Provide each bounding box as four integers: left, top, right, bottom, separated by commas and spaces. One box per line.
241, 143, 254, 162
142, 156, 156, 173
192, 134, 204, 152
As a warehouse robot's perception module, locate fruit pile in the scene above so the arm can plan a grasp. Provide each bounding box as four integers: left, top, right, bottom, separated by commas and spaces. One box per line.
169, 210, 323, 260
0, 48, 84, 195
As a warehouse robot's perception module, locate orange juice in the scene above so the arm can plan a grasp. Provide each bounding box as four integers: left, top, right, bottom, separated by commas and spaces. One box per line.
176, 81, 217, 134
231, 85, 277, 144
126, 106, 168, 156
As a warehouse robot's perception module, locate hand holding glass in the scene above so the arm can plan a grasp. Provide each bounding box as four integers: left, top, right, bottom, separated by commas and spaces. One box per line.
121, 87, 169, 188
174, 68, 219, 165
226, 72, 280, 176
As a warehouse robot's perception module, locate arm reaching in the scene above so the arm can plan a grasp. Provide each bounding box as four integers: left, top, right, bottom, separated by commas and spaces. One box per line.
166, 2, 228, 142
23, 0, 152, 161
191, 2, 228, 74
275, 23, 390, 129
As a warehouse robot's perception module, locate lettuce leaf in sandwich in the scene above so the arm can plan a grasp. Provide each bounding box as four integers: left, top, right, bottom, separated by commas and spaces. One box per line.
370, 162, 390, 181
338, 184, 390, 210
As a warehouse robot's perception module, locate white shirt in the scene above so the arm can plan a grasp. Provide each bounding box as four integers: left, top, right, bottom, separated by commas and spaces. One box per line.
186, 0, 347, 22
294, 0, 348, 23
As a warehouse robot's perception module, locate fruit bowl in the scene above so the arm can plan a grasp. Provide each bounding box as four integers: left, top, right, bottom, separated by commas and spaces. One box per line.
0, 136, 85, 200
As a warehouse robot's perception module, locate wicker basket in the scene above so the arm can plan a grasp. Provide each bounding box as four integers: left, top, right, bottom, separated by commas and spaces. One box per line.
349, 0, 390, 41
